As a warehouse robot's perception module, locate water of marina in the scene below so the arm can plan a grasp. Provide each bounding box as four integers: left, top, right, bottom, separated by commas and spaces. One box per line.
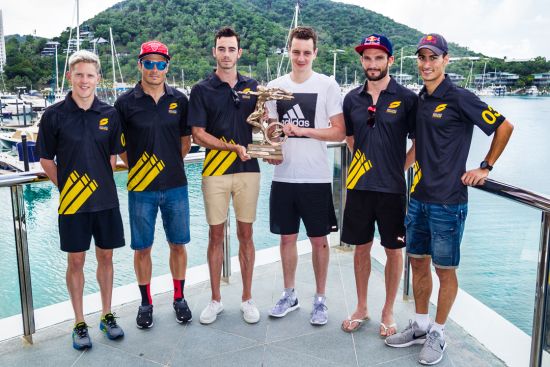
0, 95, 548, 336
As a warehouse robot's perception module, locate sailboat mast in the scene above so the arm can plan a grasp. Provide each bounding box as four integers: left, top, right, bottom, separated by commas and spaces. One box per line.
110, 27, 116, 97
76, 0, 80, 51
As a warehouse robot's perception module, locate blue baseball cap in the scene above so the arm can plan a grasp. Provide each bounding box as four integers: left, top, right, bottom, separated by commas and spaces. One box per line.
354, 34, 393, 56
416, 33, 448, 55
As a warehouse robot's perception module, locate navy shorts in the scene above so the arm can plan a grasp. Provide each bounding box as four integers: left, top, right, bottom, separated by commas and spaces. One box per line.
58, 207, 125, 253
128, 185, 190, 250
270, 181, 338, 238
406, 198, 468, 269
341, 190, 406, 249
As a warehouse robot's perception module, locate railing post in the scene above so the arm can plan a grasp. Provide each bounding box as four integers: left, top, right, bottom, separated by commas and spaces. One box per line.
403, 167, 414, 300
333, 144, 351, 249
222, 208, 231, 283
530, 211, 550, 367
10, 184, 35, 344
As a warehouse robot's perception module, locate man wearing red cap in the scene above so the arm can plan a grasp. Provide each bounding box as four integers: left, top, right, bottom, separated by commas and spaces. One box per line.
115, 40, 193, 329
339, 34, 417, 337
385, 33, 514, 365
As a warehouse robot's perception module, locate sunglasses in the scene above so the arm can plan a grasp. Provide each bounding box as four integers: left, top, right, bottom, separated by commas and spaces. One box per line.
367, 105, 376, 127
231, 89, 240, 108
141, 60, 168, 71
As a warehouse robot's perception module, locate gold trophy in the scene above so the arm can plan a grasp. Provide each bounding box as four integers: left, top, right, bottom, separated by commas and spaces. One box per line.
239, 86, 293, 160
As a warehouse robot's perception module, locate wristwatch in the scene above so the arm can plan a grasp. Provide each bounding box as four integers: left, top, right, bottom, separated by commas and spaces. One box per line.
480, 161, 493, 171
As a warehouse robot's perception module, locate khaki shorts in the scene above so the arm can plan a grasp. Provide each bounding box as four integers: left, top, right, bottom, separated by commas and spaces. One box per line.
202, 172, 261, 225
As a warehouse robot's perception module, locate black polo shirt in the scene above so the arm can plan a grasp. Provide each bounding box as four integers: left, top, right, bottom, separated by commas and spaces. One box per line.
188, 72, 260, 176
344, 77, 417, 194
115, 83, 190, 191
37, 92, 124, 215
412, 75, 505, 204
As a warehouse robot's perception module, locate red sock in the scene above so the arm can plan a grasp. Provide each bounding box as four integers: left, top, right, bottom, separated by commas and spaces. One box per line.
173, 279, 185, 301
139, 284, 152, 306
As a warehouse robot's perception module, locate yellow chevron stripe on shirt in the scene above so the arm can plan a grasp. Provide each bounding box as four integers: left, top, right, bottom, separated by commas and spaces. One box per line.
410, 161, 422, 194
127, 152, 165, 191
202, 138, 238, 176
58, 172, 99, 214
346, 150, 372, 189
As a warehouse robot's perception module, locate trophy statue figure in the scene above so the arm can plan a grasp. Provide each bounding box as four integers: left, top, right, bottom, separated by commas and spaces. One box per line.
239, 86, 293, 160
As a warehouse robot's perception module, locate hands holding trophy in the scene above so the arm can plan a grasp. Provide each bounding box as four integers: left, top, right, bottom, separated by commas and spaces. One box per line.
239, 86, 293, 160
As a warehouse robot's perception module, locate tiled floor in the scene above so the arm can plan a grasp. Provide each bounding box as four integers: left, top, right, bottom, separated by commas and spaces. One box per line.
0, 248, 505, 366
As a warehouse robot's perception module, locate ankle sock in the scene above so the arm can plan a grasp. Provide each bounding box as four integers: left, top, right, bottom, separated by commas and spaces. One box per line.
173, 278, 185, 302
415, 313, 430, 331
139, 284, 152, 306
284, 287, 295, 297
430, 322, 445, 337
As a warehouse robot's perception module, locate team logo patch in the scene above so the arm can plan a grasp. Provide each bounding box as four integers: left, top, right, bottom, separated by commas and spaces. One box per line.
386, 101, 401, 114
127, 152, 166, 191
58, 171, 98, 215
168, 103, 178, 114
241, 88, 251, 99
202, 137, 238, 176
432, 103, 447, 119
99, 118, 109, 131
346, 149, 372, 189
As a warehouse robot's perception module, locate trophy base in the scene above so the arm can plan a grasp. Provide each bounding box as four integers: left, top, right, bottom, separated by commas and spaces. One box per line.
247, 144, 283, 160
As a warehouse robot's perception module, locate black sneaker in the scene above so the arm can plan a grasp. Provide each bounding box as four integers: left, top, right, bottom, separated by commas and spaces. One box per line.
72, 322, 92, 350
136, 304, 154, 329
173, 299, 192, 323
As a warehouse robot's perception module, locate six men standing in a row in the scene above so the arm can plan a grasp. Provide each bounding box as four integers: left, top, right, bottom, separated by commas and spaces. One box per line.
37, 25, 513, 366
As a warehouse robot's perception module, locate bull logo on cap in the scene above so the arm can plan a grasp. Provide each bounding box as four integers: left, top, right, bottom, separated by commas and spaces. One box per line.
365, 35, 381, 45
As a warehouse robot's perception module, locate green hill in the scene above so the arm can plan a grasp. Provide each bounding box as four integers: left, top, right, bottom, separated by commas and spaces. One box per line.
2, 0, 548, 92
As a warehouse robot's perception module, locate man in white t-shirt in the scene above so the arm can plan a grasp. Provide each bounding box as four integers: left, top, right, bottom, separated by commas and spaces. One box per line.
266, 26, 345, 325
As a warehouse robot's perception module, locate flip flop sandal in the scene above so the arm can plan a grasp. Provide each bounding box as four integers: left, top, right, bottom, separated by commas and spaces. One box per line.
380, 322, 397, 337
341, 316, 370, 333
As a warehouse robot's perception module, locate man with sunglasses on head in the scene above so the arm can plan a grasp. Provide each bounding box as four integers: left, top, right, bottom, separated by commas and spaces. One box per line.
115, 40, 192, 329
339, 34, 416, 337
385, 34, 514, 365
265, 26, 345, 326
188, 27, 260, 325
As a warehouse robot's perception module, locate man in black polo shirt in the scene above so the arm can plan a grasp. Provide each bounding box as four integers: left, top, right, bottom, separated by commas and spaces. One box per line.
188, 27, 261, 325
38, 50, 125, 349
339, 34, 416, 337
115, 41, 192, 329
385, 34, 514, 365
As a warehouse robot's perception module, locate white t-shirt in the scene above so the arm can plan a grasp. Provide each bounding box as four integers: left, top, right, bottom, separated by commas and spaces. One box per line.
266, 72, 343, 183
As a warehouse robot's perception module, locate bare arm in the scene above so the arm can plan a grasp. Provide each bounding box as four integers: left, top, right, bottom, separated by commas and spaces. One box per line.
405, 139, 416, 170
119, 152, 128, 167
110, 155, 117, 171
40, 158, 58, 187
283, 113, 346, 142
192, 126, 250, 161
461, 119, 514, 186
345, 136, 354, 153
181, 135, 191, 159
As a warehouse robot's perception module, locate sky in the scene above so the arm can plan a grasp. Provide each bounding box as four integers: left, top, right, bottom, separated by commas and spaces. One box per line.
0, 0, 548, 59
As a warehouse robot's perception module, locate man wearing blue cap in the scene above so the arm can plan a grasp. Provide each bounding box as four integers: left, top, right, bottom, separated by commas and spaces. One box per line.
385, 33, 514, 365
339, 34, 417, 337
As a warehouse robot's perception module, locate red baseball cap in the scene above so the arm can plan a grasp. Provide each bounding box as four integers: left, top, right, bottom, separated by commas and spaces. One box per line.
139, 41, 170, 60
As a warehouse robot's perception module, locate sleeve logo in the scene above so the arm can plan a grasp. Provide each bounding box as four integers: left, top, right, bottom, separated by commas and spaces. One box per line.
481, 106, 501, 124
99, 117, 109, 131
410, 161, 422, 193
121, 133, 126, 147
386, 101, 401, 114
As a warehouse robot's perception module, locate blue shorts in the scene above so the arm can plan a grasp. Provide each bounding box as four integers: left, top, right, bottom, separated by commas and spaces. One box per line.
405, 198, 467, 269
128, 185, 190, 250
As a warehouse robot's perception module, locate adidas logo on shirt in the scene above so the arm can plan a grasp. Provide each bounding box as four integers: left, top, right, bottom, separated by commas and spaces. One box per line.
282, 104, 311, 128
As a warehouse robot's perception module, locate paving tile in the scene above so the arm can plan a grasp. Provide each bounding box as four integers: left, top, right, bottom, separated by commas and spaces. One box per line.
263, 344, 341, 367
75, 342, 165, 367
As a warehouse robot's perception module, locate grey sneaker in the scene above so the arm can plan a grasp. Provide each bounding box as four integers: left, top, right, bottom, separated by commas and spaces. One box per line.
99, 313, 124, 340
419, 330, 446, 365
269, 290, 300, 318
385, 320, 428, 347
72, 322, 92, 350
310, 296, 328, 325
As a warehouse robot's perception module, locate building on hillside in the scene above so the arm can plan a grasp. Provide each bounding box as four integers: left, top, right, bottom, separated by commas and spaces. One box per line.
474, 71, 519, 87
447, 73, 466, 84
532, 72, 550, 87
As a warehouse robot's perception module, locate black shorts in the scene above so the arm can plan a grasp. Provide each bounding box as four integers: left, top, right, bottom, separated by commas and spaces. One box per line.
58, 207, 126, 253
270, 181, 338, 237
341, 190, 406, 249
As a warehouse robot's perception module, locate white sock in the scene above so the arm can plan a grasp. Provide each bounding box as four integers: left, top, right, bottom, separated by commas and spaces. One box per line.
415, 313, 430, 331
430, 322, 445, 337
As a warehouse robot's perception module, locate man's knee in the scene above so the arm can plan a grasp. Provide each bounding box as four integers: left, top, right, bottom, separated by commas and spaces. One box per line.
410, 256, 431, 273
67, 252, 86, 270
385, 248, 403, 260
135, 248, 152, 261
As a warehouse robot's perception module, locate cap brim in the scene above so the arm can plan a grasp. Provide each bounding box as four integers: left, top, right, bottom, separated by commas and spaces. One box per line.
415, 45, 444, 56
139, 52, 170, 60
354, 44, 391, 56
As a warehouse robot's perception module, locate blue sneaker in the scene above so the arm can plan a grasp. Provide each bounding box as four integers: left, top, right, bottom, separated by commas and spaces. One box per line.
269, 290, 300, 318
72, 322, 92, 350
310, 296, 328, 325
99, 313, 124, 340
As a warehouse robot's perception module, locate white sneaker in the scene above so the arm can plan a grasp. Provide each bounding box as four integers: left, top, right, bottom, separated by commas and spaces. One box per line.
240, 299, 260, 324
199, 300, 224, 324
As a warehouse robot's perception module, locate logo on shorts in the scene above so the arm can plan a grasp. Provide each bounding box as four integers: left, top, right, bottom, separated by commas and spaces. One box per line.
58, 171, 98, 215
347, 149, 373, 189
282, 104, 311, 128
202, 136, 238, 176
127, 152, 166, 191
432, 103, 447, 119
397, 236, 405, 243
386, 101, 401, 114
99, 117, 109, 131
